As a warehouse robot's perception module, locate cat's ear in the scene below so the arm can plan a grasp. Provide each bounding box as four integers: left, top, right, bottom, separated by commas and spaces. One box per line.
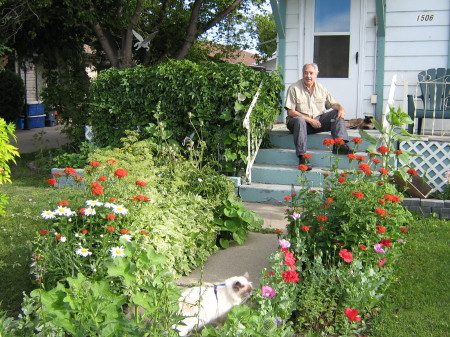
243, 272, 249, 279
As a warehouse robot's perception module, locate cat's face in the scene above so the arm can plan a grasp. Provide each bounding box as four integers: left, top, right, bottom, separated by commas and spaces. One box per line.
226, 276, 253, 302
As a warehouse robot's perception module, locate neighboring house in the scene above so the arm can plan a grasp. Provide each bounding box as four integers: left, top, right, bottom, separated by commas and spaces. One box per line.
270, 0, 450, 133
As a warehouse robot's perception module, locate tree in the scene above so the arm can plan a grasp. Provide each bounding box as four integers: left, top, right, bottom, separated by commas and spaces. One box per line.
249, 11, 277, 61
0, 0, 267, 69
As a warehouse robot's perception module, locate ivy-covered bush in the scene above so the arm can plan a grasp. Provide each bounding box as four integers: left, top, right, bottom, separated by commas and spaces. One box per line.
89, 59, 283, 174
0, 70, 25, 122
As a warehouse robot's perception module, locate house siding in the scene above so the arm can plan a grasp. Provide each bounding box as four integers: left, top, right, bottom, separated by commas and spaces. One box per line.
282, 0, 449, 123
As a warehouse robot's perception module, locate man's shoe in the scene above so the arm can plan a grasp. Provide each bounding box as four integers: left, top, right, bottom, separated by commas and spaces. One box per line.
332, 144, 354, 155
298, 156, 312, 171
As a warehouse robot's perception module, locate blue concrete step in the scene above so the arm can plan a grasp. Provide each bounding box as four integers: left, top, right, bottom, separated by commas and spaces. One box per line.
238, 126, 382, 204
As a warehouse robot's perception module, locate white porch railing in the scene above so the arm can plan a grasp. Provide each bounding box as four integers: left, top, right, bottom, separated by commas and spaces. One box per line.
242, 81, 264, 184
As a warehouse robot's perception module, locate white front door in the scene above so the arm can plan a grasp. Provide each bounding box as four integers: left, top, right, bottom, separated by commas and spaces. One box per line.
304, 0, 362, 119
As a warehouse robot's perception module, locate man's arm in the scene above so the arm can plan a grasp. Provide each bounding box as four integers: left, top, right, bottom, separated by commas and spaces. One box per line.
331, 103, 345, 119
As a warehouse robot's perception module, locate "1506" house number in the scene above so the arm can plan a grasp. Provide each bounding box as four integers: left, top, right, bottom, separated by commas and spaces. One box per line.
416, 14, 434, 21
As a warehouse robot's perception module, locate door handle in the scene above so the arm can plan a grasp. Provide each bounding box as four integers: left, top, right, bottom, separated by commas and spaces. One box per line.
356, 52, 359, 64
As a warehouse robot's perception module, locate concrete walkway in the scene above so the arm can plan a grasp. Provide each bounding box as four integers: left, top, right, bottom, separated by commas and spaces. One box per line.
9, 125, 70, 154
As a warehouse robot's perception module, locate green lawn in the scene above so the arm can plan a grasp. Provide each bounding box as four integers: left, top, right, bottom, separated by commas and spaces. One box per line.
368, 215, 450, 336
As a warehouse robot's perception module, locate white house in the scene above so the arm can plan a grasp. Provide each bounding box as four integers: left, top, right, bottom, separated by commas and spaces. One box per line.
270, 0, 450, 134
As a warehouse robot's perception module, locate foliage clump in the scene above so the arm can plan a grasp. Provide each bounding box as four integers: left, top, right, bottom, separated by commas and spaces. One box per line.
89, 59, 283, 174
0, 70, 25, 122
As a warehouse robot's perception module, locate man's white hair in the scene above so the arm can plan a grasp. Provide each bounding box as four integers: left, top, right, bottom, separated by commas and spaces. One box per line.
303, 63, 319, 73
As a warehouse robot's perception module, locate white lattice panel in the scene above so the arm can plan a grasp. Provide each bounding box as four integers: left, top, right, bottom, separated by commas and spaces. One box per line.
400, 141, 450, 192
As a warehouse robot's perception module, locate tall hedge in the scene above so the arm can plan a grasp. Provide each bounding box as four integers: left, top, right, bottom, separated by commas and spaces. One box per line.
0, 70, 25, 122
89, 59, 283, 174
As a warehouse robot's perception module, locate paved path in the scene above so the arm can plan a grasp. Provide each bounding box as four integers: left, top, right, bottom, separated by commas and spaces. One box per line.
10, 125, 70, 154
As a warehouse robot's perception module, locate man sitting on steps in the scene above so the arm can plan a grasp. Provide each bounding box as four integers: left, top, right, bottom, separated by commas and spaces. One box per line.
285, 63, 354, 170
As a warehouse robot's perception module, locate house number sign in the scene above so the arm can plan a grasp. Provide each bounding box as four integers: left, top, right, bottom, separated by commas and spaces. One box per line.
416, 14, 434, 21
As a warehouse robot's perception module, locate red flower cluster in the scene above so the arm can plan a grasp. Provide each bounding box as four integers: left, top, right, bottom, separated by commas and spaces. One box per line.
46, 178, 57, 186
407, 168, 418, 176
378, 258, 387, 266
131, 195, 152, 201
106, 158, 118, 165
63, 167, 77, 175
301, 226, 310, 231
374, 209, 387, 217
384, 194, 400, 202
344, 307, 362, 321
378, 168, 389, 176
317, 215, 328, 222
106, 214, 116, 220
114, 168, 129, 178
351, 137, 363, 144
136, 180, 147, 187
322, 138, 335, 146
90, 182, 104, 195
372, 158, 381, 164
120, 228, 130, 234
358, 163, 372, 175
89, 161, 101, 167
98, 176, 108, 182
298, 164, 310, 172
351, 191, 364, 199
339, 249, 353, 263
399, 227, 408, 233
380, 239, 392, 247
280, 248, 300, 282
377, 146, 390, 154
302, 154, 312, 159
376, 225, 386, 233
338, 177, 346, 184
57, 200, 69, 206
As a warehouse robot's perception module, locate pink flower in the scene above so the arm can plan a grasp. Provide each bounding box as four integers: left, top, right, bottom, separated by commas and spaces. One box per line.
278, 239, 291, 249
339, 249, 353, 263
374, 243, 385, 254
261, 286, 276, 298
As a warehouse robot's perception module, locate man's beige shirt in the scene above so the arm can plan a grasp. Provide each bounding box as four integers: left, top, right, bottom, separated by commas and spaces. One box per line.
284, 79, 337, 120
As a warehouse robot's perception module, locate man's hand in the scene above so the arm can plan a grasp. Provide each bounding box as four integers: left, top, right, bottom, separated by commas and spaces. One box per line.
332, 104, 345, 119
307, 118, 321, 128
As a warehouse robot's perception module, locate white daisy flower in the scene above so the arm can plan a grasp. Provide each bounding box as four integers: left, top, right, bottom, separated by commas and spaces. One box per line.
110, 246, 126, 258
119, 234, 132, 242
103, 202, 116, 209
83, 207, 96, 216
86, 199, 103, 207
41, 210, 56, 219
54, 207, 73, 216
75, 247, 92, 257
112, 205, 128, 215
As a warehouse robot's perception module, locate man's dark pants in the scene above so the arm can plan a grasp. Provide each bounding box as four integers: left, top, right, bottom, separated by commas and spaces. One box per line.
286, 109, 349, 157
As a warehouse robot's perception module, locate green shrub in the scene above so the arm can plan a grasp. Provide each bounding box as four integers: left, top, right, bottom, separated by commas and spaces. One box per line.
88, 59, 283, 174
0, 70, 25, 122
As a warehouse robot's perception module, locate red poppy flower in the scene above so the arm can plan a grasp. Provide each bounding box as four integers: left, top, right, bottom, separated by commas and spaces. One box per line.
57, 200, 69, 206
376, 225, 386, 233
377, 146, 390, 154
109, 197, 117, 201
378, 168, 389, 176
380, 239, 392, 247
317, 215, 328, 221
81, 228, 88, 234
63, 167, 77, 175
284, 196, 291, 201
120, 228, 130, 234
275, 229, 282, 234
106, 214, 116, 220
46, 178, 57, 186
78, 208, 86, 214
334, 138, 345, 146
301, 226, 310, 231
326, 197, 333, 204
90, 161, 101, 167
106, 226, 115, 232
351, 137, 363, 144
136, 180, 147, 187
378, 258, 387, 266
106, 158, 118, 165
91, 186, 104, 195
298, 164, 310, 172
344, 307, 362, 321
282, 270, 300, 283
338, 177, 346, 183
399, 227, 408, 233
322, 138, 335, 146
407, 168, 418, 176
114, 168, 128, 178
39, 230, 49, 235
339, 249, 353, 263
351, 191, 364, 199
98, 176, 108, 182
375, 209, 387, 217
90, 181, 101, 188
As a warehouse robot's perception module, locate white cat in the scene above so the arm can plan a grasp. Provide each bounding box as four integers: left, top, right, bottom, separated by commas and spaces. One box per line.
174, 274, 253, 336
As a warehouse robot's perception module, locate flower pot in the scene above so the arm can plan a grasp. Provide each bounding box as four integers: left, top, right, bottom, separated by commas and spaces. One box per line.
392, 174, 433, 199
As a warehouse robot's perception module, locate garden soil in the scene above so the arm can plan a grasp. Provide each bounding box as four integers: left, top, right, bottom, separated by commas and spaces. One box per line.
14, 125, 287, 288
